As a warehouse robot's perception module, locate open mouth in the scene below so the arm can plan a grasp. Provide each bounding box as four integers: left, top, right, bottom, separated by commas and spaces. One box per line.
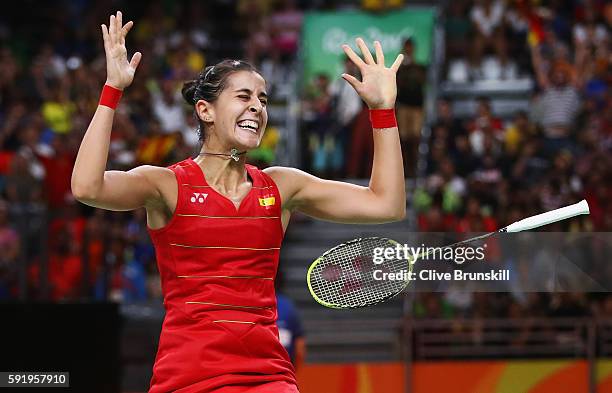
237, 120, 259, 134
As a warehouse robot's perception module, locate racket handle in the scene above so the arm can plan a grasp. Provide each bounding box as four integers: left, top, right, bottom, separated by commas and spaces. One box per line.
503, 199, 589, 233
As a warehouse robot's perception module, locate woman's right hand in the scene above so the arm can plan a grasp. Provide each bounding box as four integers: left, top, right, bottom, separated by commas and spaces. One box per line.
101, 11, 141, 90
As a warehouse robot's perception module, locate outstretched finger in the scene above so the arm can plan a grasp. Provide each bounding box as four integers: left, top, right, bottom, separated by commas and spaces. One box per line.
122, 21, 134, 38
120, 21, 133, 46
341, 73, 361, 92
117, 11, 122, 31
342, 44, 366, 70
109, 15, 116, 46
129, 52, 142, 73
356, 38, 375, 65
116, 12, 123, 44
374, 41, 385, 66
390, 53, 404, 72
101, 24, 110, 52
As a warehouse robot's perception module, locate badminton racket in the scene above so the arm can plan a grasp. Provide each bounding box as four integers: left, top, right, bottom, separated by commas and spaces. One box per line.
307, 199, 590, 309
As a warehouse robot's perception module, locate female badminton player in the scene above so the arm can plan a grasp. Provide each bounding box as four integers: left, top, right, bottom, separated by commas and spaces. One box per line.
71, 11, 405, 393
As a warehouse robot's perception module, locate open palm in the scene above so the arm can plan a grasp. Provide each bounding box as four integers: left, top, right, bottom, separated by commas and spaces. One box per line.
341, 38, 403, 110
101, 11, 141, 90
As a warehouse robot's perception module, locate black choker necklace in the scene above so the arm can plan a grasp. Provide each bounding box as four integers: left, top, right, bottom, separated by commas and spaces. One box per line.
198, 148, 246, 162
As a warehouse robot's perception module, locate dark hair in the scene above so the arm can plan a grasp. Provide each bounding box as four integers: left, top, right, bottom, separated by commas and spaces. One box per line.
182, 59, 260, 142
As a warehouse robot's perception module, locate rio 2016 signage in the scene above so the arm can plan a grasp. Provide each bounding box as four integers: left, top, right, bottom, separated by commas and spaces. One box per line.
301, 8, 435, 86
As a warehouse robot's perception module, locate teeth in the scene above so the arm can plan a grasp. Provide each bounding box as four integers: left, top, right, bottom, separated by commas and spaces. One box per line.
237, 120, 258, 130
238, 120, 259, 128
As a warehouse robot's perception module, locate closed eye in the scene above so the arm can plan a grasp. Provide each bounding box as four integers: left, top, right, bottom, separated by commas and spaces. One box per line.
238, 94, 267, 106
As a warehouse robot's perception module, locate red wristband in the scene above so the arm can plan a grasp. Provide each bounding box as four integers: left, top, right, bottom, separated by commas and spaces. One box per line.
99, 84, 123, 109
369, 109, 397, 129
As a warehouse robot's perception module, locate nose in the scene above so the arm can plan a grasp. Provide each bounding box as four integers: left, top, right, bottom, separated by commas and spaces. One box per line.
249, 98, 263, 113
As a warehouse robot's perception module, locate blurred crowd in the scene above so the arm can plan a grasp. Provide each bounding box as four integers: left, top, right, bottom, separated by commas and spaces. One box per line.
412, 0, 611, 321
0, 0, 313, 301
0, 0, 610, 331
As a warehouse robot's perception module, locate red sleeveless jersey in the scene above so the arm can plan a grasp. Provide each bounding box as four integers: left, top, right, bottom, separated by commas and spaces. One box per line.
147, 158, 298, 393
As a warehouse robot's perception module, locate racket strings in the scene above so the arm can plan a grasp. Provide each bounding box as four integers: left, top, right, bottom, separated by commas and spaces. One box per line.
309, 238, 410, 308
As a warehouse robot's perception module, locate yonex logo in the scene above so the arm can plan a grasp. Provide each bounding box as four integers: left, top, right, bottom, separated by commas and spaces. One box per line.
190, 193, 208, 203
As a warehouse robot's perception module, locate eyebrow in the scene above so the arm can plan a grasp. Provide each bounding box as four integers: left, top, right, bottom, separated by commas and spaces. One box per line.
234, 88, 268, 99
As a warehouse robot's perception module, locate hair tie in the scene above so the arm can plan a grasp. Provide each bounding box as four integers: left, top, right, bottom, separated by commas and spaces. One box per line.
204, 66, 215, 80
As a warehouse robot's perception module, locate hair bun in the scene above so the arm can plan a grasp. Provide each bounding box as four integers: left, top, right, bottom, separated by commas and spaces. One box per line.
181, 80, 198, 105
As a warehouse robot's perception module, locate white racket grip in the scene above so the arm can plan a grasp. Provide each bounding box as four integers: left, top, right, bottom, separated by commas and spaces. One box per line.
504, 199, 590, 233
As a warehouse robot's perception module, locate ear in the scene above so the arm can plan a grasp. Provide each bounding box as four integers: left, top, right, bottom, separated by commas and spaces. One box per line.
195, 100, 215, 123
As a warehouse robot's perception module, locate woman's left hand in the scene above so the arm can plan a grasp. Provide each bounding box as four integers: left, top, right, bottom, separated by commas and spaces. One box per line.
341, 38, 403, 109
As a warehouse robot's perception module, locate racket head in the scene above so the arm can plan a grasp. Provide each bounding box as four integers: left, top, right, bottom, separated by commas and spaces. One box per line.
307, 237, 413, 309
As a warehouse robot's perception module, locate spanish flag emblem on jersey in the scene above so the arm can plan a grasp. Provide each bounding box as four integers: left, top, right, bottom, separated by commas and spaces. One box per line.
259, 196, 276, 207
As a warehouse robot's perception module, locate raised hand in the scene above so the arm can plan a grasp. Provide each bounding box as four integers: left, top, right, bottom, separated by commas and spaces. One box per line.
341, 38, 403, 109
101, 11, 141, 90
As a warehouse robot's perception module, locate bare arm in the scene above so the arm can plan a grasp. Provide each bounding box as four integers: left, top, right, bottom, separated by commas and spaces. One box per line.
572, 40, 588, 90
529, 43, 549, 89
71, 11, 157, 211
265, 38, 405, 224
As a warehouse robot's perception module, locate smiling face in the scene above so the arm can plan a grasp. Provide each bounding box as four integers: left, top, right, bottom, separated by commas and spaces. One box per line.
197, 70, 268, 151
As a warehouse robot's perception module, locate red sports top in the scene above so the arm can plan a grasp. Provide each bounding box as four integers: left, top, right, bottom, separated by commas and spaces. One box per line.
147, 158, 298, 393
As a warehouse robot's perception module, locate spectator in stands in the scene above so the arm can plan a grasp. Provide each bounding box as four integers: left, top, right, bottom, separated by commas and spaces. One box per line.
96, 237, 147, 302
345, 106, 375, 178
125, 208, 156, 267
107, 112, 139, 169
510, 138, 548, 187
530, 47, 582, 156
396, 37, 427, 177
268, 0, 303, 61
455, 196, 497, 233
434, 98, 467, 143
136, 119, 177, 166
450, 133, 478, 177
503, 110, 535, 156
38, 134, 78, 209
41, 80, 76, 135
302, 73, 337, 176
28, 226, 83, 301
444, 0, 471, 66
67, 57, 100, 116
583, 160, 612, 231
151, 77, 187, 135
468, 97, 503, 157
573, 5, 608, 58
0, 199, 19, 299
0, 47, 19, 104
426, 137, 448, 175
503, 0, 532, 74
414, 292, 454, 318
4, 151, 41, 205
329, 56, 363, 177
166, 36, 206, 82
239, 0, 273, 64
427, 158, 466, 214
469, 0, 509, 78
0, 103, 28, 151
